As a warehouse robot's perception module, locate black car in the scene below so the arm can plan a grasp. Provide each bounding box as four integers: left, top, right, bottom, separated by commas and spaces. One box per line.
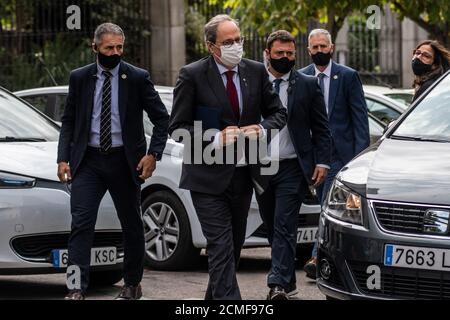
317, 70, 450, 300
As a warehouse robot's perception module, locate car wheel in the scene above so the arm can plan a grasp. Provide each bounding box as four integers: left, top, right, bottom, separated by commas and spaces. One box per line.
89, 269, 123, 287
142, 190, 200, 270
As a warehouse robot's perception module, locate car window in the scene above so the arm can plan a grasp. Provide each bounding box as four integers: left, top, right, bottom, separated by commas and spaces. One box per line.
0, 91, 59, 141
369, 116, 383, 144
54, 95, 67, 122
366, 98, 402, 125
394, 73, 450, 141
22, 95, 48, 114
384, 93, 414, 106
144, 92, 173, 136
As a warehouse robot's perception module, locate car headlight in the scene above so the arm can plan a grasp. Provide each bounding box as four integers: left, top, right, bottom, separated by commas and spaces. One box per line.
324, 180, 363, 225
0, 171, 36, 189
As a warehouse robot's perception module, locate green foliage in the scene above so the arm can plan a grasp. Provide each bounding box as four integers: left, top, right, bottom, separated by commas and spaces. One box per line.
185, 6, 208, 62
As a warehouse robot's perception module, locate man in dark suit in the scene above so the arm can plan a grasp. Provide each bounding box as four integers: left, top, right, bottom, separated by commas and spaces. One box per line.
57, 23, 169, 300
169, 14, 286, 300
257, 30, 331, 300
299, 28, 370, 279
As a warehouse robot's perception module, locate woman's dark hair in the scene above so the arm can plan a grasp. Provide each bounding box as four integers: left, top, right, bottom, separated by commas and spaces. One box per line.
413, 40, 450, 88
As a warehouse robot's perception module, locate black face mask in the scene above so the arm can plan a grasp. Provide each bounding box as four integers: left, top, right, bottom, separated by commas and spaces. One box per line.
411, 58, 432, 76
311, 52, 332, 66
269, 57, 296, 74
97, 52, 121, 69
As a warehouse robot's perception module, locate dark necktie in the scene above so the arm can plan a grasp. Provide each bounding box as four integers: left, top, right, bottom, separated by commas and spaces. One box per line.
273, 78, 283, 94
225, 71, 240, 121
318, 72, 326, 95
100, 71, 112, 151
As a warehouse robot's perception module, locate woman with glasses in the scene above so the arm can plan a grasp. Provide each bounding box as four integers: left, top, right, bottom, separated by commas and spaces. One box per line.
411, 40, 450, 102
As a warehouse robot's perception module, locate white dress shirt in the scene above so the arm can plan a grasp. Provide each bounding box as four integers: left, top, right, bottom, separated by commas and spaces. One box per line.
314, 60, 332, 114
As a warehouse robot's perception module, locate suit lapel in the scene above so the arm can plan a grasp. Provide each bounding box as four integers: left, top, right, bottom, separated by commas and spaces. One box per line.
205, 56, 235, 124
85, 64, 97, 126
118, 62, 129, 127
238, 61, 250, 125
287, 70, 297, 118
328, 61, 340, 117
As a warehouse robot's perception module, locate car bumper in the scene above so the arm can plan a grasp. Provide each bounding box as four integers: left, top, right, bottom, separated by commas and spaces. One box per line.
317, 208, 450, 300
0, 185, 122, 273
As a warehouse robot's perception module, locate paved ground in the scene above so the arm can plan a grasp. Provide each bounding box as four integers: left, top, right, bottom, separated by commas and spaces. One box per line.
0, 248, 325, 300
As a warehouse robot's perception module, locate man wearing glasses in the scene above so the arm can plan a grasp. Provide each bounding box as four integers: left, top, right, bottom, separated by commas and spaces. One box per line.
169, 14, 286, 299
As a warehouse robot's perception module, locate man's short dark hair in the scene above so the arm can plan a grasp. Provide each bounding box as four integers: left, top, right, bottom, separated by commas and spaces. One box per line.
266, 30, 295, 50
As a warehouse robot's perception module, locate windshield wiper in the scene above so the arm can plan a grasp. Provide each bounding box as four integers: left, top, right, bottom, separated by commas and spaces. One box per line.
0, 136, 47, 142
391, 135, 450, 143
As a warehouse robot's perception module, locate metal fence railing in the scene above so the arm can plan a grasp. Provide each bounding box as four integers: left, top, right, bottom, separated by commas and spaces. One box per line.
0, 0, 151, 91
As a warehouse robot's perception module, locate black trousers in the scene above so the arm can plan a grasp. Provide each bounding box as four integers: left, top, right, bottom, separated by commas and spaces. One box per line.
255, 159, 306, 289
68, 147, 144, 293
190, 167, 253, 300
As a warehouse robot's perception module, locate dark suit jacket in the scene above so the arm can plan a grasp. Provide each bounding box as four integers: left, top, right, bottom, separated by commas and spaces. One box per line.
169, 56, 287, 195
57, 61, 170, 185
299, 61, 370, 164
283, 70, 332, 184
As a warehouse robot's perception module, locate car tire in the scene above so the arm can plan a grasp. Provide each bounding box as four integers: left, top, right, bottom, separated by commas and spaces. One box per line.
89, 269, 123, 287
142, 190, 200, 270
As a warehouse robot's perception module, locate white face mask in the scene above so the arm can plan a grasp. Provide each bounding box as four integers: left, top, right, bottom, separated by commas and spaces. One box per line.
216, 42, 243, 68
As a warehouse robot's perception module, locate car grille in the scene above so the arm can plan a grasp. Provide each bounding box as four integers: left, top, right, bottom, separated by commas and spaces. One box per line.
11, 232, 124, 262
372, 201, 450, 236
350, 262, 450, 299
251, 212, 320, 239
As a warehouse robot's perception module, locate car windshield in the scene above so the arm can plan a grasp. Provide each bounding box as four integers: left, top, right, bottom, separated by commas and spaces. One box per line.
393, 73, 450, 142
384, 93, 413, 106
0, 90, 59, 142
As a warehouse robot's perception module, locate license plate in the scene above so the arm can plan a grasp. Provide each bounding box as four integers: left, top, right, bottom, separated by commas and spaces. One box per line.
52, 247, 117, 268
297, 227, 318, 244
384, 244, 450, 272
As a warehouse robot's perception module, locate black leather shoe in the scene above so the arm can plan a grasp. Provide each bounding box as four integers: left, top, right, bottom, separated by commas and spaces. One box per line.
267, 285, 288, 300
286, 282, 298, 297
115, 284, 143, 300
64, 290, 85, 300
303, 257, 317, 280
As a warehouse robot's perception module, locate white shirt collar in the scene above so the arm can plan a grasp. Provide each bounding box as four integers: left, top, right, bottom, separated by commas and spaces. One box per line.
97, 62, 120, 78
314, 60, 332, 78
214, 59, 239, 75
268, 70, 291, 83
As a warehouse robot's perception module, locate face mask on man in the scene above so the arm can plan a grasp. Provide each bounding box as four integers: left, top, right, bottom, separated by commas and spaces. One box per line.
215, 42, 243, 68
311, 51, 332, 67
97, 51, 121, 69
269, 57, 296, 74
411, 58, 433, 76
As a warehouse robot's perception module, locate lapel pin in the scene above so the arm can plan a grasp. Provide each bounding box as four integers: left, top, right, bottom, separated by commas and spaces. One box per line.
333, 75, 338, 80
121, 74, 127, 80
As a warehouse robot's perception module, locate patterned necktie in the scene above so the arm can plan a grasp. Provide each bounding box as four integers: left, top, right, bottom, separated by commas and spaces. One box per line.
225, 70, 240, 121
100, 71, 112, 151
273, 78, 283, 94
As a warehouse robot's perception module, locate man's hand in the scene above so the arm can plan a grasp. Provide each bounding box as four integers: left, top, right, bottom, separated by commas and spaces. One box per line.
57, 162, 72, 183
219, 126, 241, 147
137, 154, 157, 180
312, 166, 328, 187
240, 124, 263, 140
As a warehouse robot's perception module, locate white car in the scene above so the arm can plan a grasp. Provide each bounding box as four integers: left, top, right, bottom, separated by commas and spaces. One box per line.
0, 86, 123, 285
15, 86, 322, 270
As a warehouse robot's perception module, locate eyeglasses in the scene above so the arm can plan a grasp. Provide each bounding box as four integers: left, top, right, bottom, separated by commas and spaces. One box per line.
214, 37, 245, 48
413, 49, 433, 60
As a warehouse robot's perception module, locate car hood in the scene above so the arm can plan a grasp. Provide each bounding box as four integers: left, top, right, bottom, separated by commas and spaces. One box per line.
0, 142, 59, 181
338, 138, 450, 206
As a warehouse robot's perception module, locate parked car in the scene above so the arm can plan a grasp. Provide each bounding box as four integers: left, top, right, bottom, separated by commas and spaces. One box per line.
364, 86, 409, 125
15, 85, 323, 270
317, 70, 450, 300
364, 85, 414, 107
0, 86, 123, 285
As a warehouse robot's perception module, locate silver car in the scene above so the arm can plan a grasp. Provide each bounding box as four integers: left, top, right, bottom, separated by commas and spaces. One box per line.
15, 86, 322, 270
